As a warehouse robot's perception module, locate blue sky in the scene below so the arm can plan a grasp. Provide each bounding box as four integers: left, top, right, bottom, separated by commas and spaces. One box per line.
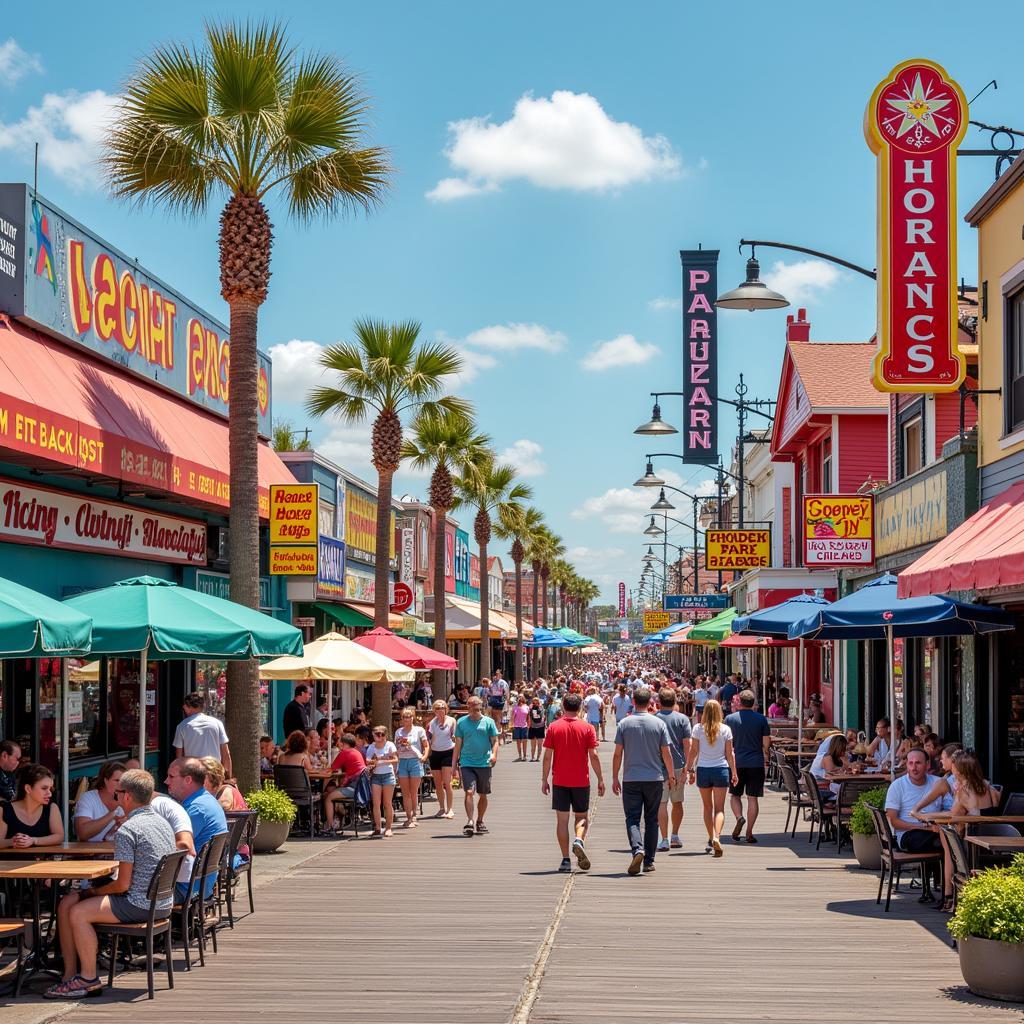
0, 2, 1020, 602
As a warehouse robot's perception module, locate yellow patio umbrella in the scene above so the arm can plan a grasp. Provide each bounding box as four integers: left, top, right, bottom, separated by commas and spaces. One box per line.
259, 632, 415, 765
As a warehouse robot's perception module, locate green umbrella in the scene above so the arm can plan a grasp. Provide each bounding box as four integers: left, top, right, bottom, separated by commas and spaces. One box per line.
555, 627, 596, 646
0, 575, 92, 656
65, 576, 303, 756
688, 607, 737, 644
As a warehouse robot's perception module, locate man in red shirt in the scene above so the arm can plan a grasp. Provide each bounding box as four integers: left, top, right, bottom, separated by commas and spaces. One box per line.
541, 692, 605, 872
323, 733, 366, 832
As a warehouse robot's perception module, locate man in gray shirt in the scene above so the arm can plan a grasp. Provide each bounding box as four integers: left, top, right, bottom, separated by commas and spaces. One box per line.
612, 687, 675, 875
655, 687, 692, 852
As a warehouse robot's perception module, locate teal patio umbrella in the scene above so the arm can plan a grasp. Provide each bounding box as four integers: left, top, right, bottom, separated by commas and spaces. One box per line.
65, 576, 303, 758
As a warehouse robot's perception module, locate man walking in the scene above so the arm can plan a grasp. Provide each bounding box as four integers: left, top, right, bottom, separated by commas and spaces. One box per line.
453, 696, 500, 837
541, 692, 605, 872
726, 689, 771, 843
612, 687, 675, 875
654, 687, 691, 852
172, 692, 231, 776
583, 686, 603, 739
486, 670, 509, 734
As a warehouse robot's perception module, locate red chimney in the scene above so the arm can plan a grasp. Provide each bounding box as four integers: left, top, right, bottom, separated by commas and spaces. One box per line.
786, 307, 810, 342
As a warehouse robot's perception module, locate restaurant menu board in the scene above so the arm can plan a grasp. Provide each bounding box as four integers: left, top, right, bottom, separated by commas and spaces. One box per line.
804, 494, 875, 567
269, 484, 318, 576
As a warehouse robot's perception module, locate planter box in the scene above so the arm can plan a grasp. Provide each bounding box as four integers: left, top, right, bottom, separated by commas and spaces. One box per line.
852, 831, 881, 871
252, 818, 290, 854
959, 935, 1024, 1002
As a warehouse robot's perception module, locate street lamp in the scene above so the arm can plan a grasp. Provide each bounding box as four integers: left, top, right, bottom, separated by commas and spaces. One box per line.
634, 460, 665, 488
634, 401, 678, 436
650, 488, 674, 511
643, 516, 663, 537
715, 253, 789, 311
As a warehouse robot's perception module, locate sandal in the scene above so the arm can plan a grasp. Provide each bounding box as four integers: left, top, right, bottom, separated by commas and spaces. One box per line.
476, 821, 489, 834
934, 896, 955, 913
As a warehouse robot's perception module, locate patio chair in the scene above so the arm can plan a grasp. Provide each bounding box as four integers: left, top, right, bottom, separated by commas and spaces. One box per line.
939, 824, 975, 910
866, 803, 941, 912
778, 763, 813, 838
1000, 791, 1024, 816
800, 767, 837, 850
95, 849, 186, 1000
835, 779, 876, 855
175, 833, 228, 970
221, 811, 257, 928
0, 918, 27, 998
273, 764, 318, 838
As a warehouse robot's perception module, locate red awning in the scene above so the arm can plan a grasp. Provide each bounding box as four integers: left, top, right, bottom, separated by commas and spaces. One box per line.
0, 316, 293, 516
899, 482, 1024, 598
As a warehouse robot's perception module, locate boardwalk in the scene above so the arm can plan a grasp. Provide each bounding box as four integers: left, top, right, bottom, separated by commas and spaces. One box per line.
28, 746, 1022, 1024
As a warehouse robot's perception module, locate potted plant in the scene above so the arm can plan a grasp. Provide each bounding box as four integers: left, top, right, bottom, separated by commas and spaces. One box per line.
849, 785, 889, 870
949, 856, 1024, 1002
246, 783, 297, 854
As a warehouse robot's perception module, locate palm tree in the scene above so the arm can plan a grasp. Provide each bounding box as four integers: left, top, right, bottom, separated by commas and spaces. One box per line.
309, 320, 469, 723
532, 528, 564, 678
104, 21, 390, 791
402, 408, 490, 690
271, 418, 311, 452
495, 505, 544, 685
455, 459, 532, 681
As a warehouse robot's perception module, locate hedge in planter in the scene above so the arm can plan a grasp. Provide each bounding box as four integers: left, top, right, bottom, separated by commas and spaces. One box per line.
849, 785, 890, 837
245, 783, 297, 853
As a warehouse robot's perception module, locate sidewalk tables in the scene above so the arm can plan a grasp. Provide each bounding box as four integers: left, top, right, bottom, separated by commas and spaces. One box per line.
827, 773, 893, 784
965, 835, 1024, 855
916, 813, 1024, 825
0, 842, 115, 858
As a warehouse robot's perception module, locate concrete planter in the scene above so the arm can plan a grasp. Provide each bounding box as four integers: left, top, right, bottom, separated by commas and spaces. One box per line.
252, 818, 290, 854
958, 935, 1024, 1002
852, 831, 881, 871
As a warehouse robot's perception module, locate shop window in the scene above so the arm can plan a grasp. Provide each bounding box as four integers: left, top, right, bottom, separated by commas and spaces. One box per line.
195, 660, 269, 736
37, 659, 62, 774
821, 437, 832, 494
67, 661, 103, 760
896, 398, 925, 480
1007, 287, 1024, 433
109, 659, 159, 754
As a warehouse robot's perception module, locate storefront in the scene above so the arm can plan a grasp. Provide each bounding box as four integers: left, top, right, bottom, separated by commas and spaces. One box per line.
0, 183, 294, 784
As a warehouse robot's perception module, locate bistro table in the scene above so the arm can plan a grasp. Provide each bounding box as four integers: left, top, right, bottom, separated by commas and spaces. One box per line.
0, 842, 115, 858
825, 772, 894, 784
916, 813, 1024, 826
965, 835, 1024, 855
0, 859, 119, 989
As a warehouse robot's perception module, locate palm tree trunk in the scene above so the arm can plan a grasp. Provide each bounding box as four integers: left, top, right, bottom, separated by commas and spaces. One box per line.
431, 504, 449, 696
513, 554, 524, 686
225, 296, 261, 795
478, 536, 490, 679
371, 466, 395, 726
541, 574, 549, 678
531, 564, 540, 682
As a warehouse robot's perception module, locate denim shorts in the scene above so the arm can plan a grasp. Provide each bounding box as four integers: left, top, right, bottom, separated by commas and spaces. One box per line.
512, 726, 529, 740
370, 770, 396, 787
696, 766, 730, 789
397, 758, 424, 778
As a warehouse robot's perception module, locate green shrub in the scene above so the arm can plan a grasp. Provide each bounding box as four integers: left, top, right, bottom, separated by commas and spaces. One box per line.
245, 782, 297, 824
849, 785, 890, 836
949, 867, 1024, 944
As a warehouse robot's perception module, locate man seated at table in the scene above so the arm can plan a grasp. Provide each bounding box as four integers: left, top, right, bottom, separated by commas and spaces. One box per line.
47, 769, 176, 1000
0, 740, 21, 802
884, 749, 948, 852
164, 757, 227, 902
323, 733, 367, 831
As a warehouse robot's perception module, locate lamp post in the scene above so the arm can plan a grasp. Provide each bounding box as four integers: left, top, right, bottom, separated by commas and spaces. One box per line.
643, 512, 708, 596
644, 483, 704, 594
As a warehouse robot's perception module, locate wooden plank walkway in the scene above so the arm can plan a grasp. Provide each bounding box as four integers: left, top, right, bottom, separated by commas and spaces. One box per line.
29, 744, 1022, 1023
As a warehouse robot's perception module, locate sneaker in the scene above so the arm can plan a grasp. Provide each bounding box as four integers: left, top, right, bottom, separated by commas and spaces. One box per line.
627, 850, 644, 876
572, 838, 591, 871
670, 834, 683, 849
705, 839, 713, 853
731, 815, 746, 841
642, 862, 656, 873
657, 838, 670, 852
463, 822, 475, 837
444, 810, 455, 819
558, 857, 572, 873
476, 821, 489, 834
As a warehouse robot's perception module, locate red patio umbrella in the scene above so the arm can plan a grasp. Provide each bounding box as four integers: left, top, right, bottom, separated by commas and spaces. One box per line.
353, 627, 458, 671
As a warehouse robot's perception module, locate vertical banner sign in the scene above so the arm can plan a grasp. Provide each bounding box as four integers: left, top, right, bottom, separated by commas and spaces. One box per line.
618, 581, 626, 617
865, 59, 968, 393
680, 248, 719, 464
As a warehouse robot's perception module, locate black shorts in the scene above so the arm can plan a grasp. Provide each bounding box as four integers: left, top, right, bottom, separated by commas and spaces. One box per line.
528, 726, 546, 739
551, 785, 590, 813
729, 766, 766, 799
459, 765, 492, 794
898, 829, 941, 853
429, 749, 453, 771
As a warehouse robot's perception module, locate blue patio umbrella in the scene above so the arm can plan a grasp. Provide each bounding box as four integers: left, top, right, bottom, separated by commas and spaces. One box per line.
643, 621, 692, 644
525, 626, 574, 648
788, 574, 1013, 773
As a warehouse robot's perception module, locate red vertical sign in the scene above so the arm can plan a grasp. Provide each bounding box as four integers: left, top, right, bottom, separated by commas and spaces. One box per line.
865, 59, 968, 393
618, 581, 626, 617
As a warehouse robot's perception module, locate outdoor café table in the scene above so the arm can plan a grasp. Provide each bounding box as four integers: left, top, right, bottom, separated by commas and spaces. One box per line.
916, 813, 1024, 826
965, 835, 1024, 857
0, 859, 118, 988
826, 773, 893, 784
0, 842, 115, 858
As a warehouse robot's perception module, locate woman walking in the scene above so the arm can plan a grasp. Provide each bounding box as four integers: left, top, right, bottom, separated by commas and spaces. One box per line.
685, 700, 738, 858
366, 726, 399, 837
395, 707, 429, 828
512, 695, 530, 761
528, 697, 546, 762
427, 700, 457, 818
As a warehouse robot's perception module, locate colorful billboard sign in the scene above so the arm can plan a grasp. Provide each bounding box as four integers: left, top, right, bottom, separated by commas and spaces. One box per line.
680, 248, 719, 464
642, 610, 671, 633
0, 476, 206, 564
875, 470, 947, 557
865, 60, 968, 393
705, 529, 771, 571
663, 593, 730, 611
804, 494, 875, 567
269, 484, 318, 544
0, 184, 273, 432
316, 534, 346, 599
344, 483, 396, 566
270, 545, 318, 576
444, 522, 456, 594
618, 581, 626, 617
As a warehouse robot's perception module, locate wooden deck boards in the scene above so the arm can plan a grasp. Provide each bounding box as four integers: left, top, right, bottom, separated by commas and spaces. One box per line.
40, 744, 1019, 1023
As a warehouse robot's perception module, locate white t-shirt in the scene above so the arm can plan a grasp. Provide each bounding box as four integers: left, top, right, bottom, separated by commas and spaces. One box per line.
173, 712, 229, 760
74, 789, 123, 842
151, 793, 194, 882
884, 773, 945, 839
693, 688, 709, 708
367, 741, 398, 774
395, 725, 428, 759
428, 716, 456, 751
583, 695, 603, 723
691, 723, 733, 768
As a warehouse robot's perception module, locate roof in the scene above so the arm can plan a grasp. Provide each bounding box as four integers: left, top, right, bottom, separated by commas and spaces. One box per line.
965, 152, 1024, 226
787, 342, 889, 411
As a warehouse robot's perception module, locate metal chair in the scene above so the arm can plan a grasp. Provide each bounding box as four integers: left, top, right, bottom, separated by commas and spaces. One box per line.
0, 919, 27, 998
221, 811, 257, 928
866, 803, 941, 912
175, 832, 228, 970
273, 764, 318, 838
1000, 792, 1024, 816
800, 768, 837, 850
778, 763, 813, 838
835, 779, 877, 854
95, 849, 186, 1000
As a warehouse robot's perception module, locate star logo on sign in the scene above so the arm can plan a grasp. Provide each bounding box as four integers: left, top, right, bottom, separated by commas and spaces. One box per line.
886, 72, 952, 139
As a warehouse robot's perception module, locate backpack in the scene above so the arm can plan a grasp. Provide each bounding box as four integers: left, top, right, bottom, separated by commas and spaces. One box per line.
352, 770, 372, 808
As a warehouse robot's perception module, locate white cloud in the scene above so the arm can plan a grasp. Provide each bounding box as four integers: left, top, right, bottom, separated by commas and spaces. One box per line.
0, 89, 119, 187
763, 259, 842, 305
442, 346, 498, 393
499, 439, 547, 477
568, 545, 626, 565
648, 296, 682, 312
571, 486, 658, 533
0, 40, 42, 87
428, 89, 681, 199
317, 418, 374, 478
581, 333, 660, 372
268, 339, 327, 404
464, 322, 566, 353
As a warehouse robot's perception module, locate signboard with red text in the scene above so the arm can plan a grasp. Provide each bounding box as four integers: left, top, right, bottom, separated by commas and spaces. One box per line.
618, 581, 626, 617
680, 248, 719, 463
804, 494, 875, 567
865, 60, 968, 392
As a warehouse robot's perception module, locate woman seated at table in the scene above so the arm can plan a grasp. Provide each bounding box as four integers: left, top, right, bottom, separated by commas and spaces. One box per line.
0, 763, 64, 849
201, 757, 248, 812
810, 734, 849, 803
277, 730, 314, 772
74, 761, 125, 842
767, 696, 791, 719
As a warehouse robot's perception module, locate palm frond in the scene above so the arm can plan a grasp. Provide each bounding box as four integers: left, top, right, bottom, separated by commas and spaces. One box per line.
305, 386, 368, 422
281, 146, 391, 219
